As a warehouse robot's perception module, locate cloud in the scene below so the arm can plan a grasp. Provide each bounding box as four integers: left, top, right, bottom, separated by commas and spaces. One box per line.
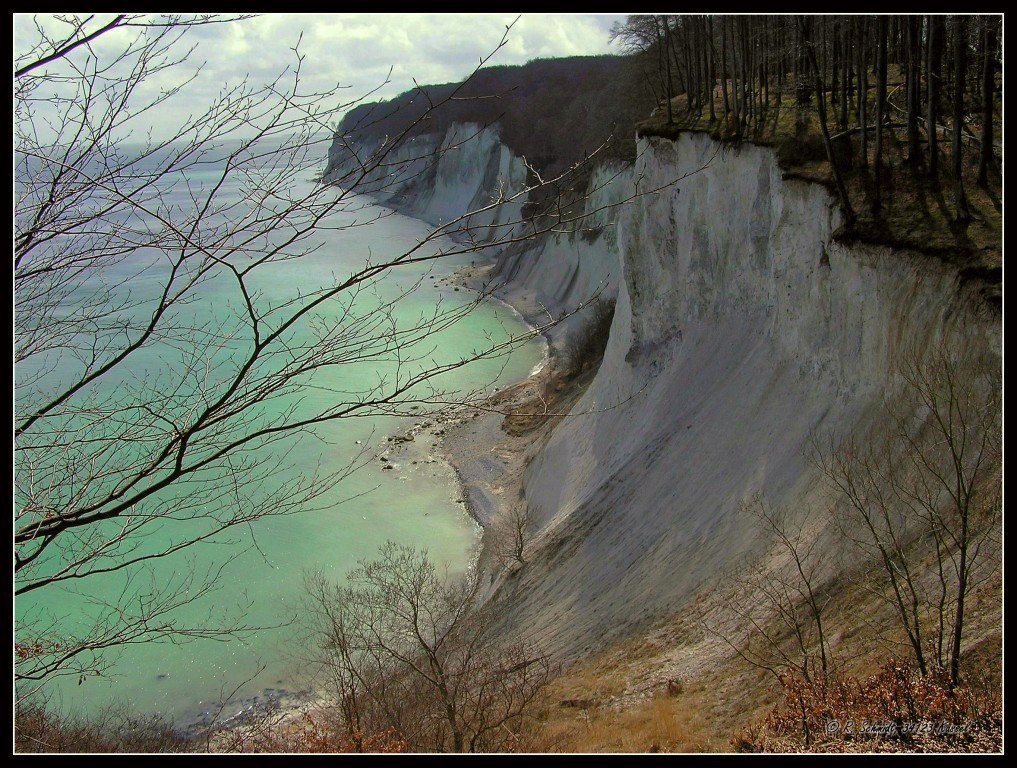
15, 13, 626, 142
245, 13, 624, 97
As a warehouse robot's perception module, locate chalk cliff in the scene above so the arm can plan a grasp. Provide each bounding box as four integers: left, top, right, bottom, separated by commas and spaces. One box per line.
325, 123, 631, 342
493, 131, 1000, 656
328, 123, 1000, 659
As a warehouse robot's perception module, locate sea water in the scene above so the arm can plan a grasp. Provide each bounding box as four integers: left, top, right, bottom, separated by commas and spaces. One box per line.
14, 143, 542, 726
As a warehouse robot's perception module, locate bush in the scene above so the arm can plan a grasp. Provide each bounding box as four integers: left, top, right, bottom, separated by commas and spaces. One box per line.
562, 298, 616, 376
775, 132, 829, 168
735, 659, 1001, 753
15, 701, 192, 753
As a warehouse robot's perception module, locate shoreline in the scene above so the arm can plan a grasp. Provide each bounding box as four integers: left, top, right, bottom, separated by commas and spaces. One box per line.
373, 258, 557, 549
434, 259, 558, 529
370, 256, 553, 532
194, 219, 560, 741
306, 183, 555, 535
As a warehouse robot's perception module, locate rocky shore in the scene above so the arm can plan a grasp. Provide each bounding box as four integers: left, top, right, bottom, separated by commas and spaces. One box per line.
377, 261, 562, 569
191, 257, 563, 742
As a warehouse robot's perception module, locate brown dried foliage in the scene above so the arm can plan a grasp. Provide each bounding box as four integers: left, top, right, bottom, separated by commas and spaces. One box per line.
736, 659, 1001, 753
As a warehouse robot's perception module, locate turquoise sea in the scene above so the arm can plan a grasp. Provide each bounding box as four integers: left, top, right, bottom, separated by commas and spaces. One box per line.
14, 143, 542, 725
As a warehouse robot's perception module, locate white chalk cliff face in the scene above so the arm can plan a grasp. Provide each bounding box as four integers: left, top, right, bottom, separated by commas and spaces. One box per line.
326, 123, 631, 342
325, 123, 529, 245
328, 124, 999, 659
491, 132, 1000, 658
490, 160, 632, 344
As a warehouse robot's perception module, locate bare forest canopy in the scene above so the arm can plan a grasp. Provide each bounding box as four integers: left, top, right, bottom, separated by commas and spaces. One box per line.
616, 14, 1001, 284
334, 17, 1000, 288
334, 55, 656, 180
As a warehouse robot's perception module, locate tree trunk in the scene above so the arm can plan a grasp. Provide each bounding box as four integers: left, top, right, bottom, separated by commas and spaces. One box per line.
977, 16, 997, 186
906, 16, 922, 163
656, 16, 673, 124
949, 511, 971, 689
696, 17, 703, 111
745, 17, 755, 130
858, 17, 868, 168
708, 16, 717, 124
761, 16, 770, 115
831, 21, 839, 110
927, 14, 943, 177
774, 23, 783, 127
720, 16, 730, 128
846, 19, 854, 119
799, 16, 856, 228
741, 17, 750, 128
873, 16, 888, 212
952, 15, 970, 222
729, 17, 741, 136
683, 21, 695, 114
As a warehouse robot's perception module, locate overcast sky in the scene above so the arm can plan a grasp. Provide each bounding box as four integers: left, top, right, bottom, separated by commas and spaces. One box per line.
15, 13, 627, 142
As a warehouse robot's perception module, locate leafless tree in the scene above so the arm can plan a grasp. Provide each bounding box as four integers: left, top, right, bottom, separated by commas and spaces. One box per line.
797, 15, 855, 227
976, 16, 1000, 186
610, 15, 669, 109
302, 542, 554, 752
814, 343, 1001, 687
489, 505, 530, 568
610, 14, 1003, 232
14, 13, 675, 693
706, 496, 832, 686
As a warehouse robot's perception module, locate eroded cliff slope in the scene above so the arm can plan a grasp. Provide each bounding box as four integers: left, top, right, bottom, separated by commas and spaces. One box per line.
491, 132, 1000, 658
325, 123, 632, 343
327, 118, 999, 663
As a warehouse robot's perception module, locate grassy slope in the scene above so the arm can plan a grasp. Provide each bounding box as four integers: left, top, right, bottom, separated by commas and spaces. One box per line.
517, 560, 1001, 753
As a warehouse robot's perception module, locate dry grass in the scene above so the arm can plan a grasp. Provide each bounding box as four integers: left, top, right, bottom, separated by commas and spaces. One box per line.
510, 595, 772, 753
509, 526, 1001, 754
517, 658, 723, 753
525, 692, 719, 753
